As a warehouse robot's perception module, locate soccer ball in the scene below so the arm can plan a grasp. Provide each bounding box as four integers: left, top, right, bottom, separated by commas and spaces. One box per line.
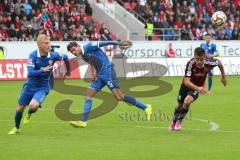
211, 11, 227, 27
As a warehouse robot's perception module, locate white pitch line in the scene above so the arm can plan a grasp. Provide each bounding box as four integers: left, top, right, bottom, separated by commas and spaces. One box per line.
1, 120, 240, 134
192, 118, 219, 131
0, 107, 82, 112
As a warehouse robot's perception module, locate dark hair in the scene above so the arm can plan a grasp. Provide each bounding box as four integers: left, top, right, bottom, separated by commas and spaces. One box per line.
194, 47, 205, 57
205, 33, 212, 37
67, 41, 79, 51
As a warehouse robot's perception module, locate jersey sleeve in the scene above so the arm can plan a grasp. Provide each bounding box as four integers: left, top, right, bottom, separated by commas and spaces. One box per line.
213, 44, 219, 54
27, 53, 44, 77
84, 41, 120, 52
98, 41, 120, 47
184, 60, 194, 77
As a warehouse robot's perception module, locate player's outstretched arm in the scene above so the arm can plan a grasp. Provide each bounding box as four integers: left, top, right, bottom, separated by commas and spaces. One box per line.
53, 52, 71, 77
213, 53, 220, 57
217, 59, 227, 86
183, 77, 208, 94
97, 40, 133, 49
119, 40, 133, 49
98, 41, 120, 47
62, 54, 71, 77
208, 53, 220, 58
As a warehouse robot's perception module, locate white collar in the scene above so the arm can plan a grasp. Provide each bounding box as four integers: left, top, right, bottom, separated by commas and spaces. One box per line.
37, 49, 50, 58
81, 46, 85, 55
206, 42, 212, 46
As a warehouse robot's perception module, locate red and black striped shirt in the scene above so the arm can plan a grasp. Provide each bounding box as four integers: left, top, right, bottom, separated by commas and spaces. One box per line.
183, 58, 218, 87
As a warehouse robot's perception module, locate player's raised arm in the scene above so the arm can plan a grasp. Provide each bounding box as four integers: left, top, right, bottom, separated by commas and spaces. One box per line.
217, 59, 227, 86
98, 40, 133, 49
53, 52, 71, 77
210, 44, 220, 58
98, 41, 120, 47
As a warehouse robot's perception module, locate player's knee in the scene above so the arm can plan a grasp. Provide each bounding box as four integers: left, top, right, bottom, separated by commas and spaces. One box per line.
29, 102, 39, 110
85, 96, 92, 101
183, 100, 192, 106
17, 106, 25, 112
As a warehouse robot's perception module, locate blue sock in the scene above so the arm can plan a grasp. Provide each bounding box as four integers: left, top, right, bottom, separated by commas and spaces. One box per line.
28, 108, 38, 115
208, 78, 212, 90
81, 99, 92, 122
123, 95, 147, 110
15, 110, 23, 129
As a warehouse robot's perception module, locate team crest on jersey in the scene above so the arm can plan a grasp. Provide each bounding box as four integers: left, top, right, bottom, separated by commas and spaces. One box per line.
48, 59, 53, 65
28, 58, 33, 65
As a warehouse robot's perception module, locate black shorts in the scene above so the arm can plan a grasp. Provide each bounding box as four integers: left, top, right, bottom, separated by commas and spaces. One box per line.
177, 84, 199, 103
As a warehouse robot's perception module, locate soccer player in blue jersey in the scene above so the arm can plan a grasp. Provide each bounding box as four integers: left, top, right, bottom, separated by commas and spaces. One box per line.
67, 41, 152, 127
200, 34, 220, 92
8, 34, 70, 134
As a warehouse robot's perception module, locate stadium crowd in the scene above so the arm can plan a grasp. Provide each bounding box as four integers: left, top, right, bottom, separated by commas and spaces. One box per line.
0, 0, 113, 41
1, 0, 240, 41
120, 0, 240, 40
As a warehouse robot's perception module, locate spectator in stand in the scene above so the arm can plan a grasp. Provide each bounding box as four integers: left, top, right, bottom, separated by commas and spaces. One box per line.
22, 0, 32, 16
0, 25, 9, 41
8, 24, 18, 41
232, 26, 240, 40
117, 0, 240, 40
26, 24, 35, 39
166, 43, 176, 57
218, 32, 228, 40
100, 23, 112, 41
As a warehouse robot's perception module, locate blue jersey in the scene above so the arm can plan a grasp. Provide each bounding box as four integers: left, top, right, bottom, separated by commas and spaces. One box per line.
81, 41, 119, 74
26, 50, 68, 91
200, 42, 218, 55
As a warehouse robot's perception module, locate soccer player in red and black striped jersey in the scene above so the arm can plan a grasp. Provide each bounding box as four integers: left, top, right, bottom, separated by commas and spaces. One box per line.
169, 47, 227, 131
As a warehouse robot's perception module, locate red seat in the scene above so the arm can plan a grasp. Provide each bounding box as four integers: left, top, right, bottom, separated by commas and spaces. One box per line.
124, 2, 131, 10
130, 2, 137, 10
151, 36, 160, 41
86, 16, 92, 22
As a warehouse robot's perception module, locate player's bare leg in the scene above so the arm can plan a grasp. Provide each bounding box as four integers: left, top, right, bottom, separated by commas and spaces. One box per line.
70, 88, 97, 127
112, 88, 152, 121
8, 105, 26, 134
23, 99, 40, 124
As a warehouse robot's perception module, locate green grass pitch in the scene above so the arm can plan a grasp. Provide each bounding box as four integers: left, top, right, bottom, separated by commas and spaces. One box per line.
0, 76, 239, 160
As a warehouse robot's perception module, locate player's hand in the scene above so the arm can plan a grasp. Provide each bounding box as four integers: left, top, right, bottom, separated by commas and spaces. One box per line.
197, 86, 208, 94
64, 71, 71, 77
206, 54, 213, 59
91, 75, 98, 81
42, 65, 53, 72
119, 40, 133, 49
221, 77, 227, 86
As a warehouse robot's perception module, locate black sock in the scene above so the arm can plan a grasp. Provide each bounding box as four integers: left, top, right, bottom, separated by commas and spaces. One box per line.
173, 108, 181, 122
177, 107, 189, 121
28, 108, 38, 115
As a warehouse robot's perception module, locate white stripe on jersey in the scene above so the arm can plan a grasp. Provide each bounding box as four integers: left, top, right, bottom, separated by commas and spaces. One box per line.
186, 59, 195, 77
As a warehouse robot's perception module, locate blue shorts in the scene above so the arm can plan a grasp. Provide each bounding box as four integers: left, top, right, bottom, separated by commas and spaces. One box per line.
90, 66, 120, 91
18, 85, 49, 107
